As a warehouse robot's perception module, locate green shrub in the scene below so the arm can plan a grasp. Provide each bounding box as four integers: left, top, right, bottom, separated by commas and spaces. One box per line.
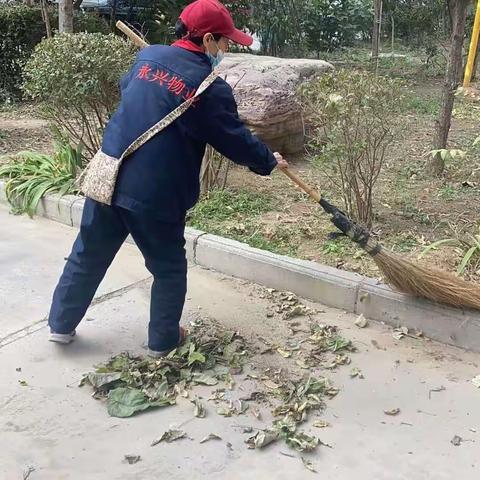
0, 4, 46, 101
23, 33, 136, 156
0, 5, 110, 102
0, 141, 84, 217
300, 70, 402, 227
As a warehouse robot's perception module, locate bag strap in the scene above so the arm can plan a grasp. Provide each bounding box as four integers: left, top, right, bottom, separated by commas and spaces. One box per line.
120, 70, 218, 161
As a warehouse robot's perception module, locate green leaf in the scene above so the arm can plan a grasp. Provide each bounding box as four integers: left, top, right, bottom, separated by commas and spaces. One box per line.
107, 387, 172, 418
419, 239, 459, 258
457, 245, 478, 275
80, 372, 122, 391
188, 351, 206, 366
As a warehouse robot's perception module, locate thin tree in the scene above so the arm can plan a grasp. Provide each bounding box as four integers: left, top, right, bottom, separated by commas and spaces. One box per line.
429, 0, 470, 176
372, 0, 383, 70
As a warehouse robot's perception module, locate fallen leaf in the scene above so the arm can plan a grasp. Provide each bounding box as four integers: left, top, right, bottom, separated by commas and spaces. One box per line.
285, 432, 319, 452
472, 375, 480, 388
236, 400, 249, 414
192, 398, 206, 418
313, 420, 331, 428
217, 406, 233, 417
392, 330, 405, 340
174, 382, 189, 398
188, 350, 206, 366
451, 435, 462, 446
355, 314, 368, 328
252, 407, 262, 419
123, 455, 141, 464
192, 374, 218, 386
384, 408, 401, 416
81, 372, 122, 391
296, 358, 311, 369
264, 380, 281, 390
245, 429, 279, 449
200, 433, 222, 444
277, 348, 292, 358
428, 386, 446, 399
151, 429, 187, 446
350, 368, 364, 379
107, 388, 174, 418
18, 380, 28, 387
301, 457, 317, 473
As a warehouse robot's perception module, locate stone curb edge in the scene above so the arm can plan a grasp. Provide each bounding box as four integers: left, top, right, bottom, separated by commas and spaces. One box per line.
1, 180, 480, 353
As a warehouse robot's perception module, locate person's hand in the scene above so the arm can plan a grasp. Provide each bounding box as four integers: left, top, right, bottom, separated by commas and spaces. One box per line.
274, 152, 289, 170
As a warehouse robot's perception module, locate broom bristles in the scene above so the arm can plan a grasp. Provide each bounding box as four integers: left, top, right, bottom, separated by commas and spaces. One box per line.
373, 248, 480, 310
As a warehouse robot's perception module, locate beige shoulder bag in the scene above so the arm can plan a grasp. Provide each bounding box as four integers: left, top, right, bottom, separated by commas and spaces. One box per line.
80, 70, 217, 206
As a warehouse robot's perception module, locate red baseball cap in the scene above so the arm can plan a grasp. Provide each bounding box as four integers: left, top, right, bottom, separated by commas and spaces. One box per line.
179, 0, 253, 47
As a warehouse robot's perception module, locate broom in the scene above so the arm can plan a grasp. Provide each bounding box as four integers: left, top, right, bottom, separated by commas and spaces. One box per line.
282, 168, 480, 311
114, 21, 480, 311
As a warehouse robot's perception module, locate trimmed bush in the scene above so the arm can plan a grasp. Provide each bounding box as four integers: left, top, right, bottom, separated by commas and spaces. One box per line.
23, 33, 136, 156
0, 4, 46, 101
0, 4, 110, 102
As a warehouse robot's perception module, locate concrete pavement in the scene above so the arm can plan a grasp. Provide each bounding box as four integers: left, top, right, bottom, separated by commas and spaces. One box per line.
1, 204, 479, 479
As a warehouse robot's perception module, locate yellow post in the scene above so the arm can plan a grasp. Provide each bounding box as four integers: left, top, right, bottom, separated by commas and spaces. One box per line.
464, 0, 480, 88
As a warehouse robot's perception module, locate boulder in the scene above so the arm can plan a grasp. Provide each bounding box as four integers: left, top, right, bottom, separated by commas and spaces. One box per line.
217, 53, 333, 155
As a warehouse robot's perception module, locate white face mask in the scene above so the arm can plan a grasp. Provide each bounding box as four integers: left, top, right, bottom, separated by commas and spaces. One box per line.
206, 41, 224, 69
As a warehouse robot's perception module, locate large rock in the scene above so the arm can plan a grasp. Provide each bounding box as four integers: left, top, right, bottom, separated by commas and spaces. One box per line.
217, 53, 333, 155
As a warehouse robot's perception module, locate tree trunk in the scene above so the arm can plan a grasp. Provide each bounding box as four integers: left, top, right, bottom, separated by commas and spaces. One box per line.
41, 0, 52, 39
372, 0, 382, 62
59, 0, 74, 34
110, 0, 118, 31
391, 14, 395, 54
73, 0, 84, 9
24, 0, 34, 6
429, 0, 469, 176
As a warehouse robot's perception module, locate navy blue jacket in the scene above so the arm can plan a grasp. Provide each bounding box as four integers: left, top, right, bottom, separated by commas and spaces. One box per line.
102, 45, 277, 222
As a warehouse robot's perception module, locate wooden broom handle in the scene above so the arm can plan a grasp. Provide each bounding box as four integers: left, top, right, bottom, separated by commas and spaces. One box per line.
116, 20, 149, 48
281, 168, 321, 203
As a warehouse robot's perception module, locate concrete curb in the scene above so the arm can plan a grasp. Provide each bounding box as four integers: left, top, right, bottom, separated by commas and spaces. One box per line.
2, 179, 480, 352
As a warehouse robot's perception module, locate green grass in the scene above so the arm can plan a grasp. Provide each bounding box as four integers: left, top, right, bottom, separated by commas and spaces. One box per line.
438, 184, 457, 200
400, 93, 439, 115
389, 234, 419, 253
188, 188, 274, 227
187, 188, 300, 256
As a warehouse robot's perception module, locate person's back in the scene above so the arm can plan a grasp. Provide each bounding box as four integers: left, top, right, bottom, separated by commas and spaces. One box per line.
104, 45, 212, 222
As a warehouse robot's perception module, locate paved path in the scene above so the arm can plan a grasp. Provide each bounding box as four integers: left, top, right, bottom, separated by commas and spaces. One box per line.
0, 205, 479, 479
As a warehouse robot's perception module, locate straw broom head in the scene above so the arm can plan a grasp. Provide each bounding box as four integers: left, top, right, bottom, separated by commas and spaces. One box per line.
325, 199, 480, 310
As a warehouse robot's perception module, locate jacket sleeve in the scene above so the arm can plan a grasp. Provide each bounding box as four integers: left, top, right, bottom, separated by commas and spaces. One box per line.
190, 79, 278, 176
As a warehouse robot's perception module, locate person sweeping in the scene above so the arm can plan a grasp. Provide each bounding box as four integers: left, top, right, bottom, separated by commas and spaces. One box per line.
48, 0, 288, 357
